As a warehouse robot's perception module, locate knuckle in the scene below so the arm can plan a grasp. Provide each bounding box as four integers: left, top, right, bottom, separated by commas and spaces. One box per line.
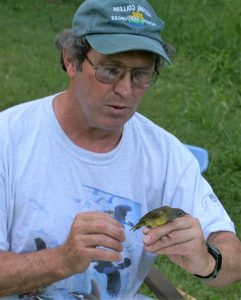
170, 242, 186, 255
77, 247, 89, 259
167, 232, 176, 240
190, 217, 201, 229
94, 234, 105, 246
191, 216, 199, 224
71, 220, 83, 232
170, 217, 183, 229
171, 218, 179, 227
74, 212, 85, 220
96, 220, 107, 232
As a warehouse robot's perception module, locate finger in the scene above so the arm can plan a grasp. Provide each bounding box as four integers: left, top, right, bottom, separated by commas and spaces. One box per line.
144, 229, 194, 253
80, 234, 124, 252
85, 220, 125, 242
75, 211, 122, 227
143, 216, 196, 245
72, 216, 125, 242
88, 247, 123, 262
151, 236, 203, 257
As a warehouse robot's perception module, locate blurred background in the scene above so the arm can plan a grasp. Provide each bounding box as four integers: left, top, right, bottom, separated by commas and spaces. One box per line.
0, 0, 240, 299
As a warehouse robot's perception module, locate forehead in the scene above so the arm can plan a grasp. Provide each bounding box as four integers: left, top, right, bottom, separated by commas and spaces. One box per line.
89, 49, 156, 66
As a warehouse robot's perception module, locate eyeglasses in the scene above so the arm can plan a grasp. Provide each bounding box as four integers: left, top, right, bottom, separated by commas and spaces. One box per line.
84, 55, 159, 88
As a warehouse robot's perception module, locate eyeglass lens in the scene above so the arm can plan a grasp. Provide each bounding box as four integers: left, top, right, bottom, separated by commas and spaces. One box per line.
95, 65, 157, 88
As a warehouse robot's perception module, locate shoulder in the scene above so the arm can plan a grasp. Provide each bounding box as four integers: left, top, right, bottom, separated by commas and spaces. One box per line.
0, 94, 59, 138
130, 112, 189, 153
0, 94, 55, 154
128, 112, 198, 170
0, 94, 54, 128
130, 112, 177, 144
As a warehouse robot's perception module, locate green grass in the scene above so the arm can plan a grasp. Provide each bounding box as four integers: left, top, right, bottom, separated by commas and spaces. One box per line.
0, 0, 241, 299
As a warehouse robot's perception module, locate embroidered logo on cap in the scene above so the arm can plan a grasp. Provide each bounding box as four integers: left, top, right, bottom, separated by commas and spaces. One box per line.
111, 4, 156, 27
128, 11, 144, 26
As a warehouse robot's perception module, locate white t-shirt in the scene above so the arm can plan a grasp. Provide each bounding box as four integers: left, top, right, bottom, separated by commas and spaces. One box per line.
0, 94, 235, 300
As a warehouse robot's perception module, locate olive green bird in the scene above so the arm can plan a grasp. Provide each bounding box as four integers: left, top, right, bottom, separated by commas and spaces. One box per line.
131, 206, 187, 231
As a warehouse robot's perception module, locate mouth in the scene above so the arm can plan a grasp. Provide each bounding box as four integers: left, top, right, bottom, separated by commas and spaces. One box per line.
108, 104, 129, 111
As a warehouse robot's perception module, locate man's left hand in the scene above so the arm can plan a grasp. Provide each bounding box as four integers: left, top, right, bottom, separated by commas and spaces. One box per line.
143, 215, 215, 276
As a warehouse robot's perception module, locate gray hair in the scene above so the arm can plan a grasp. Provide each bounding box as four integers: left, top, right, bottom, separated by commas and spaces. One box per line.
54, 29, 174, 74
54, 29, 91, 72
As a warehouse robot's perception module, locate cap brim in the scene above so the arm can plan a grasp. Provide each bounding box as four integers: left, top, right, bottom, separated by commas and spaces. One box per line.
85, 34, 171, 64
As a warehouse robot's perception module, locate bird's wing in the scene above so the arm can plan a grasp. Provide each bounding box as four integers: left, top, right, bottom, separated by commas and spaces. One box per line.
139, 207, 164, 221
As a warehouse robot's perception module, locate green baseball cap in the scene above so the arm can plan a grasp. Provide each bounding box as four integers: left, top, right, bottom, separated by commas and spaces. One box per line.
72, 0, 171, 63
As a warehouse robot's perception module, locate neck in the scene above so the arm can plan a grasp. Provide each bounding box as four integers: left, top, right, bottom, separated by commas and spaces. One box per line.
53, 92, 123, 153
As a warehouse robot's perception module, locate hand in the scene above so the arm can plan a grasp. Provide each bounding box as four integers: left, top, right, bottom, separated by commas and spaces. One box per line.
143, 215, 215, 276
59, 211, 125, 276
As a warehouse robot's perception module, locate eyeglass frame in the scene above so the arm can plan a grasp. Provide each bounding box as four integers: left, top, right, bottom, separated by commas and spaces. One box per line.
83, 54, 160, 88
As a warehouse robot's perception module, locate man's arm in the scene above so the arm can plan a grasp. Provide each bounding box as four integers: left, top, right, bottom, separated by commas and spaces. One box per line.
143, 215, 241, 287
206, 231, 241, 287
0, 212, 124, 297
0, 247, 67, 296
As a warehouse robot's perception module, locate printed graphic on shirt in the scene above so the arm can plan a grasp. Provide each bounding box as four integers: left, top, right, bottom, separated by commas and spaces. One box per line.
202, 191, 221, 212
19, 186, 142, 299
81, 185, 141, 228
82, 185, 142, 297
18, 237, 101, 300
93, 259, 131, 297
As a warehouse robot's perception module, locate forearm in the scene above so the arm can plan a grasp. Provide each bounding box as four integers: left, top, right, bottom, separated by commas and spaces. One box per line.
0, 212, 125, 297
205, 231, 241, 287
0, 247, 69, 297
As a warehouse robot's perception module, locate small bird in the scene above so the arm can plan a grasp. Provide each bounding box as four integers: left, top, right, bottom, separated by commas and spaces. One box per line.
131, 206, 187, 231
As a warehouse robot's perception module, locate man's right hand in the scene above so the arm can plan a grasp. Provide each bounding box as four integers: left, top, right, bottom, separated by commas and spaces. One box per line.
0, 211, 125, 297
59, 211, 125, 275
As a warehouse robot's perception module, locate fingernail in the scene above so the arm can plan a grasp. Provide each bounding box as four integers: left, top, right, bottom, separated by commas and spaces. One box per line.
143, 228, 150, 234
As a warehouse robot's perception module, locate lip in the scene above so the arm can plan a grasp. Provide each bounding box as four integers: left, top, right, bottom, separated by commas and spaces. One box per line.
106, 105, 131, 118
108, 104, 129, 110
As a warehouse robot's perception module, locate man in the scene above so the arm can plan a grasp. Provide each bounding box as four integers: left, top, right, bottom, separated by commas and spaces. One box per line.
0, 0, 240, 299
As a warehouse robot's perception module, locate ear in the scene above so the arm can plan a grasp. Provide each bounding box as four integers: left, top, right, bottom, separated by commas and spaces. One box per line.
63, 49, 76, 77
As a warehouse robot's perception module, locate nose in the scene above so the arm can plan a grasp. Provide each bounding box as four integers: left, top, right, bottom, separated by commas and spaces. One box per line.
113, 72, 133, 98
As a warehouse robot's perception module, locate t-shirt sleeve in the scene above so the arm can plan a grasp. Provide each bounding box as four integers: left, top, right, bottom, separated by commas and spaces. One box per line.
169, 152, 235, 240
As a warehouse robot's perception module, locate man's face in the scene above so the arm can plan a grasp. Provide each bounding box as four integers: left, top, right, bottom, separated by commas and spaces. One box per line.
68, 49, 156, 132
